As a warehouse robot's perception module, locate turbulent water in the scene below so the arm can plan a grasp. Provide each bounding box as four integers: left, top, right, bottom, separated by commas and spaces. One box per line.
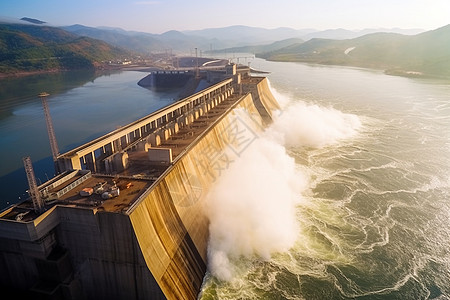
199, 59, 450, 299
1, 58, 449, 299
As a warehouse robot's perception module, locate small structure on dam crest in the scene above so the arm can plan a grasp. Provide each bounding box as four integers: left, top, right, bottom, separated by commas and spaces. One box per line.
0, 63, 280, 299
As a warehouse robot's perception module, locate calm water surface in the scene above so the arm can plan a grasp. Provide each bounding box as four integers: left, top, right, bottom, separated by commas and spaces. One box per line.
0, 70, 177, 208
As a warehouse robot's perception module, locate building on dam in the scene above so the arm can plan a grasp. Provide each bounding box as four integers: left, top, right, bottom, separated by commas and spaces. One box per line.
0, 63, 280, 299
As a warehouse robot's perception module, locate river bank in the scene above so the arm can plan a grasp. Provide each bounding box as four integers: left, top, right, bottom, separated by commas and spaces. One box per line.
0, 63, 162, 80
0, 70, 179, 209
0, 68, 62, 79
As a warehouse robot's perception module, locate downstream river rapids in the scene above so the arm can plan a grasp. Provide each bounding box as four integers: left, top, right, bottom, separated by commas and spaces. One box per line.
199, 58, 450, 299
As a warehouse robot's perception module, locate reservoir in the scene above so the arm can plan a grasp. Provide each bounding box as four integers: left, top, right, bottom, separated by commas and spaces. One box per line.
0, 70, 178, 208
1, 58, 449, 299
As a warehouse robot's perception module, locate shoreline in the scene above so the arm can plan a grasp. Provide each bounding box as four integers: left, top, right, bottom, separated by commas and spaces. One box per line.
262, 57, 450, 80
0, 68, 63, 80
0, 64, 162, 80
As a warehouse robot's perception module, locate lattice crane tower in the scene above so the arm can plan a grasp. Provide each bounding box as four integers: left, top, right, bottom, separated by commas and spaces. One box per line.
23, 156, 44, 213
39, 92, 60, 174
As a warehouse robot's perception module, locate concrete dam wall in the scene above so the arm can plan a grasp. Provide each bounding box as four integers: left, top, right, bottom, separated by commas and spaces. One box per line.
0, 75, 280, 299
138, 71, 193, 90
127, 77, 277, 299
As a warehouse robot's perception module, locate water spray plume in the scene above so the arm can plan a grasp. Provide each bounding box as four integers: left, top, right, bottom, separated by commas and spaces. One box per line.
205, 83, 362, 281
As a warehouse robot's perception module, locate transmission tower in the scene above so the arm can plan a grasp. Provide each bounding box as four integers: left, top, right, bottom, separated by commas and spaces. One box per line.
39, 92, 60, 174
23, 156, 45, 213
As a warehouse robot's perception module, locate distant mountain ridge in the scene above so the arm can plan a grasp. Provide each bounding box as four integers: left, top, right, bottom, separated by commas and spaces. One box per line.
258, 24, 450, 78
3, 17, 426, 54
299, 27, 424, 41
1, 17, 444, 79
61, 23, 424, 54
62, 24, 225, 54
183, 25, 314, 46
184, 25, 423, 44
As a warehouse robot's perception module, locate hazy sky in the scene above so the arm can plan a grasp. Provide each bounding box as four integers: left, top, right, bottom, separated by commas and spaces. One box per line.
1, 0, 449, 33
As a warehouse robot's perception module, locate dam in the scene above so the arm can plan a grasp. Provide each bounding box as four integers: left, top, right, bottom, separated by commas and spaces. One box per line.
0, 64, 280, 299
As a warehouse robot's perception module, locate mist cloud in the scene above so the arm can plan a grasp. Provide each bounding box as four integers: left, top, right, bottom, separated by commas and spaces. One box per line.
269, 102, 362, 148
205, 86, 362, 281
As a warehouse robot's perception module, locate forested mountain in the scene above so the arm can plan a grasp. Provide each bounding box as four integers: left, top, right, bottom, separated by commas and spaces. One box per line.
2, 19, 446, 78
62, 24, 226, 53
258, 24, 450, 78
62, 24, 422, 54
0, 24, 131, 74
209, 38, 304, 56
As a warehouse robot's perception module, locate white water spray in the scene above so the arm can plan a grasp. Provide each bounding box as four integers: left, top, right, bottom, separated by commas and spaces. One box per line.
205, 83, 362, 281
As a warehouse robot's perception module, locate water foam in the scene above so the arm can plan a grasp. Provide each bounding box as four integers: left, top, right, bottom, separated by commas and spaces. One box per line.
205, 82, 363, 281
206, 129, 306, 281
267, 101, 362, 148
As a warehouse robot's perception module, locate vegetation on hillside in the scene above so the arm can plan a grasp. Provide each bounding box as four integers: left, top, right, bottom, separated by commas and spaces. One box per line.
3, 21, 449, 79
0, 24, 132, 75
258, 25, 450, 78
208, 38, 304, 56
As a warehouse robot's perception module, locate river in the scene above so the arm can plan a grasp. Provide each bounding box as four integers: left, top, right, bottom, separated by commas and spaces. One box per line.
0, 70, 178, 208
199, 58, 450, 299
1, 59, 449, 299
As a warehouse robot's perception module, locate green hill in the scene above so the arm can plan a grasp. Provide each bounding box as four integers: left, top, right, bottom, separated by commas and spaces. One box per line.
0, 24, 131, 75
209, 38, 304, 55
259, 24, 450, 78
